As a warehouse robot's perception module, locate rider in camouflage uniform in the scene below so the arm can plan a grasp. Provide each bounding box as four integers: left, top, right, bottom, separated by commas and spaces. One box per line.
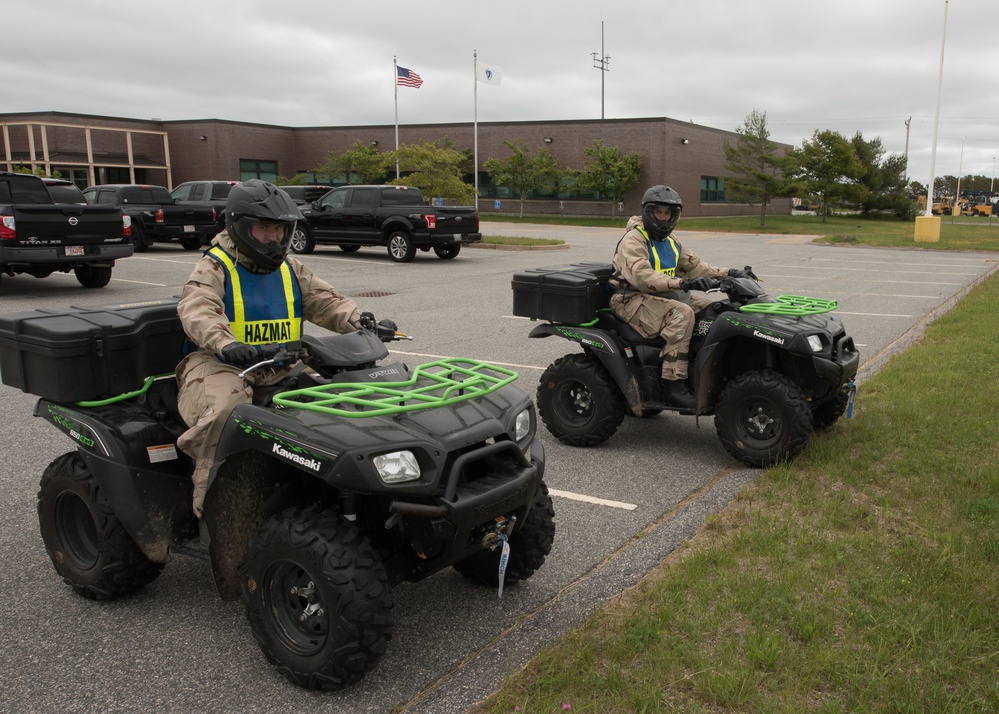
176, 180, 365, 516
609, 185, 753, 409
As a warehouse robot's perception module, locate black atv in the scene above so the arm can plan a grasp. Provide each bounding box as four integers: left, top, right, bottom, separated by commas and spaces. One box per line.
0, 300, 554, 690
512, 263, 859, 466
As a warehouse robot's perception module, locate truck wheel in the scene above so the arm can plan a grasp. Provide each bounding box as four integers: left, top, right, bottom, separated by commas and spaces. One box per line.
433, 244, 461, 260
453, 481, 556, 587
241, 506, 393, 690
37, 452, 164, 600
290, 226, 315, 254
387, 231, 416, 262
180, 235, 203, 251
537, 353, 626, 447
131, 224, 151, 252
339, 245, 360, 253
714, 369, 813, 467
74, 265, 112, 288
812, 385, 852, 431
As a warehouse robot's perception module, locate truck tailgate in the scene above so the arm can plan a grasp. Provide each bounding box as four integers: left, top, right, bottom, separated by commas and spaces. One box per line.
9, 204, 125, 245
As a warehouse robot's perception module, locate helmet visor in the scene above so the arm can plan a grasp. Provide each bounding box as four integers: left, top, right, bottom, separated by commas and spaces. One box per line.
233, 216, 294, 266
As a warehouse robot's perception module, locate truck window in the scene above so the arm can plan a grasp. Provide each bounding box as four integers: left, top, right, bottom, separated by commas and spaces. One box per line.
349, 188, 377, 208
209, 183, 235, 200
46, 184, 86, 204
190, 185, 206, 201
320, 190, 347, 210
172, 185, 193, 201
3, 178, 51, 204
380, 188, 424, 206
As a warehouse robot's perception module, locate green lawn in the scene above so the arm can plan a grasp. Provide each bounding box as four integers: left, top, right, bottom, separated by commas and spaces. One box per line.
481, 212, 999, 251
473, 218, 999, 713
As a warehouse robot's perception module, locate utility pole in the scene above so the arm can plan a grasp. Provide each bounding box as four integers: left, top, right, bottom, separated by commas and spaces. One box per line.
591, 21, 610, 120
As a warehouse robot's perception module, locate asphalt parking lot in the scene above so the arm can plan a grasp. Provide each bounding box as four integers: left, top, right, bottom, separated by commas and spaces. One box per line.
1, 223, 996, 713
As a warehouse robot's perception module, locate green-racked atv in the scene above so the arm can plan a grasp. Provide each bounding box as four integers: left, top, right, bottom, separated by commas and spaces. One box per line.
514, 264, 860, 466
0, 301, 553, 690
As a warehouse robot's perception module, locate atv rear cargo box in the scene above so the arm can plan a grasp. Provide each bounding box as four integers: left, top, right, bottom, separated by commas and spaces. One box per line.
511, 263, 613, 324
0, 299, 186, 402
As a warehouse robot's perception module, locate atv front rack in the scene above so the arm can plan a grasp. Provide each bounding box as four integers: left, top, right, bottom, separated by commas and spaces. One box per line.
271, 358, 519, 418
739, 295, 838, 316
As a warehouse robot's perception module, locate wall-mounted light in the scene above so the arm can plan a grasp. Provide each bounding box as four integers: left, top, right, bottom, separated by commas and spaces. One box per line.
681, 138, 690, 145
197, 135, 207, 141
370, 140, 379, 146
543, 137, 553, 144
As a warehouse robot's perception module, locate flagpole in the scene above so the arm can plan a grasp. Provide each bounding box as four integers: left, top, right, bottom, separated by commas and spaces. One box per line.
394, 56, 400, 179
473, 49, 479, 198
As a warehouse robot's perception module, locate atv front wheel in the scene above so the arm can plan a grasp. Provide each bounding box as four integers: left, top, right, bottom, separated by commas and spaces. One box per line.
241, 506, 393, 690
811, 385, 852, 431
537, 353, 626, 447
453, 482, 556, 587
714, 370, 813, 467
37, 452, 164, 600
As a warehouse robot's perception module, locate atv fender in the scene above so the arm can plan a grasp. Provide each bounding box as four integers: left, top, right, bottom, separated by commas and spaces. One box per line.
530, 322, 645, 415
34, 399, 195, 564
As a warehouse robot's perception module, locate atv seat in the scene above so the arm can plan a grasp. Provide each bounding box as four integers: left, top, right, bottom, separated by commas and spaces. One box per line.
595, 310, 665, 347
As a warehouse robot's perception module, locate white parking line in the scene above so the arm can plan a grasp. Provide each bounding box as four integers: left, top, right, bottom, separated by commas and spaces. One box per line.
549, 489, 638, 511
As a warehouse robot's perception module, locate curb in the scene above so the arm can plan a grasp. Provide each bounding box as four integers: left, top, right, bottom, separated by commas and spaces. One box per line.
468, 242, 569, 251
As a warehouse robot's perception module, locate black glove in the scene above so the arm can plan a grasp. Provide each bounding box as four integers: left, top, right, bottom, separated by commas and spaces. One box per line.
728, 266, 757, 280
220, 342, 260, 367
359, 311, 376, 330
378, 319, 398, 332
681, 277, 716, 292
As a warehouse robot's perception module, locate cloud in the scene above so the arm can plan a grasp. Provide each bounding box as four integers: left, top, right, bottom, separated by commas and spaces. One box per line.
4, 0, 997, 182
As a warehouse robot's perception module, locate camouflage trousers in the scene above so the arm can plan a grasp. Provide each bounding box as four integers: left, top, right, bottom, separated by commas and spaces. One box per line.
175, 350, 288, 517
609, 290, 722, 380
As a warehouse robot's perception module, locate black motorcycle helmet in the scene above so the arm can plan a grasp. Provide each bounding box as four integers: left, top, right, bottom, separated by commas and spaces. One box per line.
225, 180, 301, 272
641, 185, 683, 240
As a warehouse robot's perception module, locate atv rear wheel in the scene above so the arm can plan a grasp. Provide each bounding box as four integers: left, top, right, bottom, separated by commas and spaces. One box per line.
714, 370, 813, 467
453, 482, 556, 587
537, 353, 626, 447
37, 452, 164, 600
241, 506, 393, 690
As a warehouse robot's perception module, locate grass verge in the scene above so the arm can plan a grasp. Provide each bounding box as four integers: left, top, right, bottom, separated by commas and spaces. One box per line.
476, 271, 999, 712
481, 213, 999, 251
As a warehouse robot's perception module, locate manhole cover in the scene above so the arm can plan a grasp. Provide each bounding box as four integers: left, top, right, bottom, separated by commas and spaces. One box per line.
351, 290, 395, 298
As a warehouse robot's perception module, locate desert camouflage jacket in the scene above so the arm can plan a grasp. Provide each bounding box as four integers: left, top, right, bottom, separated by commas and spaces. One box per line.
610, 215, 730, 295
178, 232, 361, 355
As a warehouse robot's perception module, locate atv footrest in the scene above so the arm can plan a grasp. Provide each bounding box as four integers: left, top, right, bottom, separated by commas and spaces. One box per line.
271, 358, 518, 417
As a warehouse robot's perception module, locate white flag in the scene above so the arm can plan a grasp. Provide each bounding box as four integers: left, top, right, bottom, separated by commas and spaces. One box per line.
476, 62, 502, 86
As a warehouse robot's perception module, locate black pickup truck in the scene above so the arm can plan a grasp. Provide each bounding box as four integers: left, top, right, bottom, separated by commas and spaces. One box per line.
170, 180, 240, 239
294, 185, 481, 262
83, 184, 217, 252
0, 172, 132, 290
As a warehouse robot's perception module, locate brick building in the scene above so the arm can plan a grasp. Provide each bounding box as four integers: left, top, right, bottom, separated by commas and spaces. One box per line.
1, 111, 791, 218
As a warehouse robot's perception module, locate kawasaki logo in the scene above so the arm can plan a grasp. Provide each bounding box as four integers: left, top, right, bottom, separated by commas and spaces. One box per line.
272, 443, 322, 471
753, 330, 785, 346
368, 368, 401, 378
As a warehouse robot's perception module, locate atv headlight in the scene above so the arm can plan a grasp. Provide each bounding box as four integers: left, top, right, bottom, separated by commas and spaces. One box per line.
515, 408, 531, 441
373, 450, 421, 483
807, 335, 825, 352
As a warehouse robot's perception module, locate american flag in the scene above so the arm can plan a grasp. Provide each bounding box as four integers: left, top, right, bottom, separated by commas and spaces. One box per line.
396, 66, 423, 89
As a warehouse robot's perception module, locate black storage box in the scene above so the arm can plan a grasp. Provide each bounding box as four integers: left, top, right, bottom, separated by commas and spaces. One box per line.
511, 263, 614, 324
0, 298, 186, 402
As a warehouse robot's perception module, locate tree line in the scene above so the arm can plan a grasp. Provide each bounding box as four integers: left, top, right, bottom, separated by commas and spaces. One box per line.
280, 111, 987, 226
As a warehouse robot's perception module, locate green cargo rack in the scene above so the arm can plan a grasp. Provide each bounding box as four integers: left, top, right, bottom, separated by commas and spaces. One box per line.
739, 295, 838, 316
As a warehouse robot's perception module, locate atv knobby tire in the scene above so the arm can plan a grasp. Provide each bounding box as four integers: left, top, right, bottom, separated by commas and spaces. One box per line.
37, 451, 164, 600
537, 353, 626, 447
714, 369, 813, 467
241, 506, 393, 690
811, 384, 852, 431
453, 481, 556, 587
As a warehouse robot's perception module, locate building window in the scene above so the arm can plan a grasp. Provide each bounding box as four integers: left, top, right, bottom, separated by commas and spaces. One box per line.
240, 159, 278, 182
700, 176, 726, 203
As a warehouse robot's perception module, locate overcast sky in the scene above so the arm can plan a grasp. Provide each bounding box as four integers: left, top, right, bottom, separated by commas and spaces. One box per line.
4, 0, 997, 187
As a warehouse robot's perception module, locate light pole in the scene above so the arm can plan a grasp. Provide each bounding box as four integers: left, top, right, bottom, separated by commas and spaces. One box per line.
916, 0, 949, 243
991, 156, 996, 226
591, 21, 610, 120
